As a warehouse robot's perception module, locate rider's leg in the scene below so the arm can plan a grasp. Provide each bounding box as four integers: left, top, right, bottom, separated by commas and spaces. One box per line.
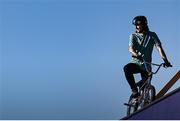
123, 63, 142, 97
139, 70, 148, 87
136, 70, 149, 87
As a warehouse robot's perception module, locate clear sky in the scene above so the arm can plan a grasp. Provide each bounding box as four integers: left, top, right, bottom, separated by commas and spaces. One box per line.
0, 0, 179, 119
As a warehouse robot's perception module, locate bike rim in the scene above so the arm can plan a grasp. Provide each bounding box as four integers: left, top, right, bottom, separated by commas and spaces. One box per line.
146, 86, 156, 103
127, 97, 138, 115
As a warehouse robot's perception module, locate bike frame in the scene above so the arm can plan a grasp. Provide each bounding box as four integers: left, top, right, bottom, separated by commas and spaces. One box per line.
143, 59, 164, 74
139, 60, 164, 91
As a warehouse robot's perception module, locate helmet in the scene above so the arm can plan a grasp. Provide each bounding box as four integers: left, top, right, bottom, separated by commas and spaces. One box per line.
132, 16, 148, 25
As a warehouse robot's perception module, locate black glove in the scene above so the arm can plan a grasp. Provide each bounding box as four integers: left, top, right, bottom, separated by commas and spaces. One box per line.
132, 55, 143, 61
163, 59, 172, 67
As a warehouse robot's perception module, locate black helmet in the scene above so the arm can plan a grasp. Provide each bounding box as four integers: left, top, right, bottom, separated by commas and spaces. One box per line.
132, 16, 148, 25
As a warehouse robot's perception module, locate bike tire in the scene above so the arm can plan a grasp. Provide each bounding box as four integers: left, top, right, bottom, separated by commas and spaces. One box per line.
136, 85, 156, 110
146, 85, 156, 103
127, 96, 138, 116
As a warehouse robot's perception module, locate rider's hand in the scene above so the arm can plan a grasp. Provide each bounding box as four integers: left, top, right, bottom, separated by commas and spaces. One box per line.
163, 59, 172, 67
132, 55, 143, 61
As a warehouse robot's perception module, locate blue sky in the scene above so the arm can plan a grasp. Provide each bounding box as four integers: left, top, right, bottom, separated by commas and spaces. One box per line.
0, 0, 179, 119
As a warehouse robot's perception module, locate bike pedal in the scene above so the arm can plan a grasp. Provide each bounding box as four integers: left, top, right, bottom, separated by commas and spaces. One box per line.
124, 103, 130, 106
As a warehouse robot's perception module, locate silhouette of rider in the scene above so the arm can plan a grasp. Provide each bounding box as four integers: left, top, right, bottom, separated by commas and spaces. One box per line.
124, 16, 172, 98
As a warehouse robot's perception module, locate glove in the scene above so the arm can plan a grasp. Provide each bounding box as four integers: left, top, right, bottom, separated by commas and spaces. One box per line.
163, 59, 172, 67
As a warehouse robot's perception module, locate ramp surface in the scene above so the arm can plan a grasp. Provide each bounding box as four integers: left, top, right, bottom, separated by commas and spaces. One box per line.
122, 87, 180, 120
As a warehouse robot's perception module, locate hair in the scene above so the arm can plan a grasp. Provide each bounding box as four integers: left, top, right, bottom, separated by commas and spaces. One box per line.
133, 15, 149, 33
143, 25, 149, 32
135, 24, 149, 33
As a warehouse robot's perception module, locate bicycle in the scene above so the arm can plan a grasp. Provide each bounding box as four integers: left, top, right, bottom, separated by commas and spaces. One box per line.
124, 59, 168, 116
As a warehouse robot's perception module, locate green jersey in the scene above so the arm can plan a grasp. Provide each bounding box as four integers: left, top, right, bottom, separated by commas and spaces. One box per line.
129, 31, 161, 70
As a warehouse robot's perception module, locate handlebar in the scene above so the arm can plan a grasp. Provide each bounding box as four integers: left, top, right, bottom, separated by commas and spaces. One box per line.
143, 61, 164, 74
132, 55, 172, 75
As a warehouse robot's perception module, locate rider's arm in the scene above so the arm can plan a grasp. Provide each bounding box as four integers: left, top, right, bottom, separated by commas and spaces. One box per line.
156, 45, 168, 61
129, 46, 138, 57
129, 34, 138, 57
129, 34, 142, 59
156, 45, 171, 66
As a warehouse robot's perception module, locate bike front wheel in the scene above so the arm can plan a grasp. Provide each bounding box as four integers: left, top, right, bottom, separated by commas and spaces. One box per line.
146, 85, 156, 104
127, 97, 138, 116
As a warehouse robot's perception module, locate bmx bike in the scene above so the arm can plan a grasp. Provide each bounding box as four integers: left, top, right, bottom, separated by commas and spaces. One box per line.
124, 60, 167, 116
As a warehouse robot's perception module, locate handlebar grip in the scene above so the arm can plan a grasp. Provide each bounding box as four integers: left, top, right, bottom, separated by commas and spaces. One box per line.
163, 63, 173, 68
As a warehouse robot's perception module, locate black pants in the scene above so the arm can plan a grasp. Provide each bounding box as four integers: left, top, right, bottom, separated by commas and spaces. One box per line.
123, 63, 149, 91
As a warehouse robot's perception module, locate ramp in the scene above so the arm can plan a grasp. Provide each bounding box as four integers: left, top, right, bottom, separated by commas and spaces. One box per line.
122, 87, 180, 120
122, 70, 180, 120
